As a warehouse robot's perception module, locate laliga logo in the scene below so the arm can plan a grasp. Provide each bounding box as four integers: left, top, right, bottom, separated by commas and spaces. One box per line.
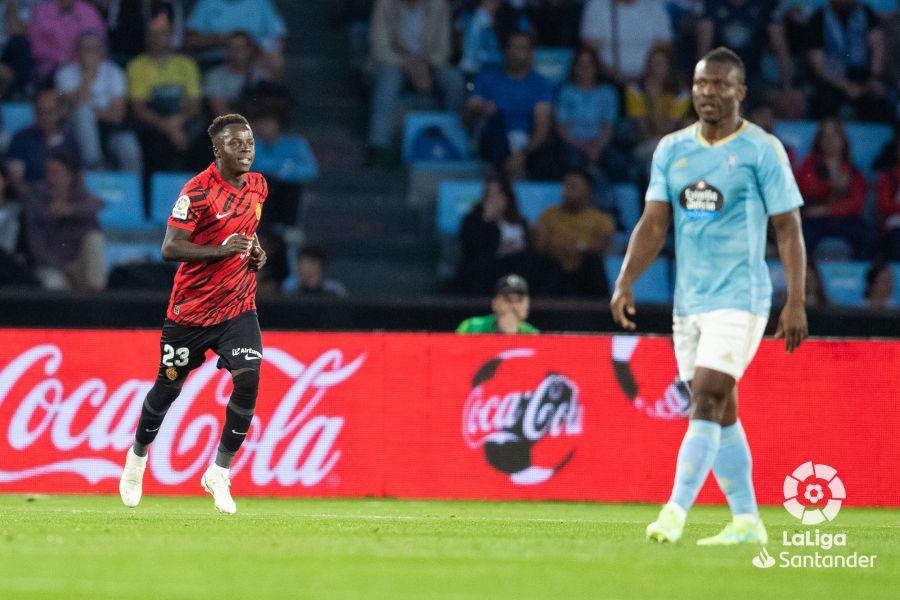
461, 349, 582, 486
783, 461, 846, 525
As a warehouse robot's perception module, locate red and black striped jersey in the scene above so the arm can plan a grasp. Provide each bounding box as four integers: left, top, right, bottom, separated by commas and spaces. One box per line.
166, 163, 268, 327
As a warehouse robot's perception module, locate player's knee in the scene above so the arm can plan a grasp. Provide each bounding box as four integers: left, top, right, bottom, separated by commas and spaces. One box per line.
145, 379, 182, 415
690, 388, 728, 421
230, 369, 259, 410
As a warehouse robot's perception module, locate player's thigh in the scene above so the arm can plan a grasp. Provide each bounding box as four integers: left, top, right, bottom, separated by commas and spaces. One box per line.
694, 309, 767, 381
672, 314, 701, 381
157, 320, 214, 384
210, 310, 263, 372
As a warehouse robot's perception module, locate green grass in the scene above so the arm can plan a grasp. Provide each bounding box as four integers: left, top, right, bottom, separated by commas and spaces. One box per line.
0, 495, 896, 600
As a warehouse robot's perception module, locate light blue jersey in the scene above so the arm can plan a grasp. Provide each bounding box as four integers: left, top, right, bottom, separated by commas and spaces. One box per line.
646, 121, 803, 317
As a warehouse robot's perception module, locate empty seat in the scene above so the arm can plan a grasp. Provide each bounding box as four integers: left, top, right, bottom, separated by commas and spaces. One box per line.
818, 260, 868, 306
85, 170, 151, 231
533, 47, 573, 87
604, 256, 672, 303
403, 112, 470, 164
1, 102, 34, 137
150, 171, 195, 226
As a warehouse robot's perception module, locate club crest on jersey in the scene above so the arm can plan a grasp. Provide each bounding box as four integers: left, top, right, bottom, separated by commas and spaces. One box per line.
679, 180, 723, 221
255, 201, 262, 220
727, 153, 738, 172
166, 367, 178, 381
172, 195, 190, 220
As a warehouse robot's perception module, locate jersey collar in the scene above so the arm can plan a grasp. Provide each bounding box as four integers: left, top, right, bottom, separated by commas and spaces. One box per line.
695, 120, 749, 148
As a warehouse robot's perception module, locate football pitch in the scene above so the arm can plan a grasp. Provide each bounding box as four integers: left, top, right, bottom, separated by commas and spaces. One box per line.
0, 495, 896, 600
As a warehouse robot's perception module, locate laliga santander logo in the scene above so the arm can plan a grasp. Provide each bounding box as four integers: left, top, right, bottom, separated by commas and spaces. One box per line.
783, 461, 846, 525
461, 348, 582, 485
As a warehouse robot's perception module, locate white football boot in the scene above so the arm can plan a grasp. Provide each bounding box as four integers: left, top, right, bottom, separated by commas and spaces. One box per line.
119, 447, 148, 508
201, 464, 237, 514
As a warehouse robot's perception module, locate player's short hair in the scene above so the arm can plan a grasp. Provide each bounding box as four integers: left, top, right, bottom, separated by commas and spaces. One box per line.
207, 113, 250, 140
700, 47, 745, 83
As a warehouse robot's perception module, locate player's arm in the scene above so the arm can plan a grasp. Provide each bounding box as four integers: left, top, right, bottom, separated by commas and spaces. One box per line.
161, 226, 251, 263
770, 209, 808, 353
611, 201, 671, 330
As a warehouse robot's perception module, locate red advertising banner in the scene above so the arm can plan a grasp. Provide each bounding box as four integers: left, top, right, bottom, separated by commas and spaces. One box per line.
0, 329, 898, 506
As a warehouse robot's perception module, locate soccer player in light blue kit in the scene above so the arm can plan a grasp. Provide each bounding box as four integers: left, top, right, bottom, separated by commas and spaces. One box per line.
611, 47, 809, 545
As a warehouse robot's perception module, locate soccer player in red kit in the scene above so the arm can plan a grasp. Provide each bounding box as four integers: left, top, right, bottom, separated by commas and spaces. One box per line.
119, 114, 268, 514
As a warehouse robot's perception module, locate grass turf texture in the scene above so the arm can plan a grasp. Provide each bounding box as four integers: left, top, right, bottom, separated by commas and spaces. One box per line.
0, 495, 896, 600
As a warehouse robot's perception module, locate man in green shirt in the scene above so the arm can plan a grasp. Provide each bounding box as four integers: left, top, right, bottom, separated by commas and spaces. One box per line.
456, 274, 539, 334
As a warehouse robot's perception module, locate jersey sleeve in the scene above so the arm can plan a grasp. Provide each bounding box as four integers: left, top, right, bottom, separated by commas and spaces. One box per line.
757, 135, 804, 216
645, 136, 672, 203
456, 318, 474, 334
167, 185, 206, 231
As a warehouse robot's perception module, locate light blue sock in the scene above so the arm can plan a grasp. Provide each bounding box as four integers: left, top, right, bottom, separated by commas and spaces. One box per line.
669, 419, 721, 513
712, 421, 759, 518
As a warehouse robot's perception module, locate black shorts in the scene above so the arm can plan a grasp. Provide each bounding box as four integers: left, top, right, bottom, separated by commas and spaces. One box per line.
157, 310, 262, 383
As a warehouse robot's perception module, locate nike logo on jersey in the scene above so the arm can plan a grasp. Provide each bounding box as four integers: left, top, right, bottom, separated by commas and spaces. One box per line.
231, 430, 248, 436
216, 211, 233, 219
144, 426, 160, 433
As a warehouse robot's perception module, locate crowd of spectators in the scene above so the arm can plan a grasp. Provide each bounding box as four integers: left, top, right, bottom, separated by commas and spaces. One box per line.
0, 0, 295, 291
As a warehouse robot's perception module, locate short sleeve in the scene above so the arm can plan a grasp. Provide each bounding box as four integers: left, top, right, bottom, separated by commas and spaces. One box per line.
645, 136, 672, 202
167, 186, 205, 231
757, 136, 804, 215
456, 318, 473, 333
126, 58, 149, 100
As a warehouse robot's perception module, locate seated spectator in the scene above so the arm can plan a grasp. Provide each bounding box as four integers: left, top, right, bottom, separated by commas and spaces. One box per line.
126, 13, 202, 177
459, 0, 503, 83
366, 0, 465, 166
253, 223, 288, 297
23, 149, 106, 291
184, 0, 286, 77
0, 0, 37, 100
625, 44, 690, 181
876, 135, 900, 260
5, 89, 81, 199
554, 46, 620, 177
456, 273, 539, 333
806, 0, 892, 121
28, 0, 106, 84
465, 31, 553, 178
0, 167, 37, 286
534, 168, 613, 298
796, 117, 872, 258
55, 31, 142, 171
98, 0, 187, 65
451, 172, 535, 294
697, 0, 794, 98
204, 30, 274, 118
249, 109, 308, 228
864, 261, 895, 308
292, 244, 347, 297
579, 0, 673, 85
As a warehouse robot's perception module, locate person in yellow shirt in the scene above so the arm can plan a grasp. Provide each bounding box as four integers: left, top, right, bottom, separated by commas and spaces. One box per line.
534, 168, 614, 298
126, 13, 202, 177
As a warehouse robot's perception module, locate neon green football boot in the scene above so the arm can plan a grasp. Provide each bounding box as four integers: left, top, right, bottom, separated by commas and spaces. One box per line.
646, 503, 687, 543
697, 515, 768, 546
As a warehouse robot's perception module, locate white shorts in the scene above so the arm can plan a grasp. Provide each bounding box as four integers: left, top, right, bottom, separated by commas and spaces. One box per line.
672, 309, 767, 382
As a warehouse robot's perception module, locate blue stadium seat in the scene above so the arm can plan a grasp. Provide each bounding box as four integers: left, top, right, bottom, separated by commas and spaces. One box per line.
533, 48, 573, 87
818, 260, 868, 306
844, 122, 893, 178
892, 263, 900, 306
85, 170, 151, 230
436, 180, 483, 236
612, 183, 641, 231
767, 259, 787, 301
773, 120, 816, 163
402, 112, 470, 163
515, 181, 562, 224
1, 102, 34, 137
106, 241, 162, 268
150, 171, 195, 226
253, 135, 319, 182
605, 256, 672, 303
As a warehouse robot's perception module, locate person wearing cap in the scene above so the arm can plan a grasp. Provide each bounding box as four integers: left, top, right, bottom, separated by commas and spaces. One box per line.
456, 274, 539, 334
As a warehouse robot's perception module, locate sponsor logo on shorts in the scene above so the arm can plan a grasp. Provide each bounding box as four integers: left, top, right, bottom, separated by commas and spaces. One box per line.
231, 348, 262, 360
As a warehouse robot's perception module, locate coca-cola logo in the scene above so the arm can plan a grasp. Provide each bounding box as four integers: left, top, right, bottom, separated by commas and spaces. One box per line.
461, 349, 582, 485
0, 344, 365, 488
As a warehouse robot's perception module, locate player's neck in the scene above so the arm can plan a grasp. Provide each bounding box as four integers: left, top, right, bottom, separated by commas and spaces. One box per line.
216, 161, 247, 190
699, 116, 743, 144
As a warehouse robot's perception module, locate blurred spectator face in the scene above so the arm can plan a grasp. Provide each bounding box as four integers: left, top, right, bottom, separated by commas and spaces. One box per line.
573, 50, 598, 88
482, 180, 508, 221
35, 91, 62, 134
492, 292, 530, 323
819, 120, 846, 159
227, 33, 256, 70
76, 34, 105, 68
253, 114, 281, 145
562, 172, 590, 210
868, 267, 894, 306
297, 255, 324, 289
146, 17, 173, 55
647, 48, 671, 82
45, 158, 73, 194
504, 34, 533, 73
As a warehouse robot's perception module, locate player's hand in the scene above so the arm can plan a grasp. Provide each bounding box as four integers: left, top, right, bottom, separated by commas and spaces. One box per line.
220, 233, 252, 258
611, 284, 637, 331
774, 300, 808, 353
248, 241, 266, 272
